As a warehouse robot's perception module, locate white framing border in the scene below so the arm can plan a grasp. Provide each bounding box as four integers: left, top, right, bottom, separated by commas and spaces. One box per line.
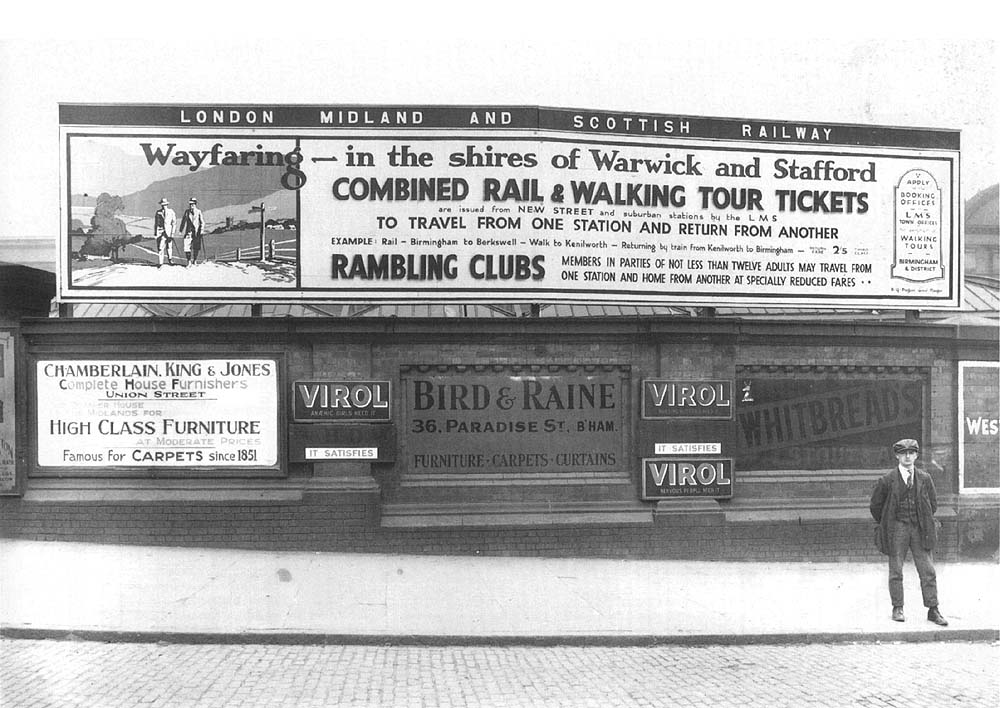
958, 360, 1000, 494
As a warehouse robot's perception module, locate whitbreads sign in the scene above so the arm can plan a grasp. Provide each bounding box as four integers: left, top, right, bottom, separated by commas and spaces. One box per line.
59, 104, 962, 309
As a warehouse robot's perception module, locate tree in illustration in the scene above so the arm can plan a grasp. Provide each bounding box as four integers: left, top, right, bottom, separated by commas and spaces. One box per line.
79, 192, 141, 261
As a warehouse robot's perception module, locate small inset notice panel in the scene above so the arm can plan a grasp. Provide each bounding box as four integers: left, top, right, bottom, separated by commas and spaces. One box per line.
893, 169, 944, 282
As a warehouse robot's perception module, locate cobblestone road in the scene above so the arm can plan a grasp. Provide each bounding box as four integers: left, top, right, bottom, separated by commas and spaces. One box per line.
2, 639, 997, 707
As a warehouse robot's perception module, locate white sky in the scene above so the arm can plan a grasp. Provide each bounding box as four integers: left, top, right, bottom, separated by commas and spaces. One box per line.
0, 14, 996, 241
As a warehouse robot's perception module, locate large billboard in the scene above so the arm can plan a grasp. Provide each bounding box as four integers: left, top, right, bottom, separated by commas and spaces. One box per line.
59, 105, 961, 308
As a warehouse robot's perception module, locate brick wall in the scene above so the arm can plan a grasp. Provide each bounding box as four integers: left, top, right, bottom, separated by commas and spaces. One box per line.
0, 493, 958, 562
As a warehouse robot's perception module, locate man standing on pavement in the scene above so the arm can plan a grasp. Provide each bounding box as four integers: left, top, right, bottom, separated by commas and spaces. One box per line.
179, 197, 205, 266
154, 197, 176, 267
870, 438, 948, 626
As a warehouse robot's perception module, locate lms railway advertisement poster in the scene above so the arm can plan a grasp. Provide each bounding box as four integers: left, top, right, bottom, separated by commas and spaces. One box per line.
59, 104, 962, 308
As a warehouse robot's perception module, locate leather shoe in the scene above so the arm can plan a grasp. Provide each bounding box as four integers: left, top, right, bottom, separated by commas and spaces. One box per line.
927, 608, 949, 626
891, 607, 905, 622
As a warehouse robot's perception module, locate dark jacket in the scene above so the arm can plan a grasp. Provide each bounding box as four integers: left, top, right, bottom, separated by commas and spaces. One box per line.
179, 206, 204, 237
870, 467, 938, 550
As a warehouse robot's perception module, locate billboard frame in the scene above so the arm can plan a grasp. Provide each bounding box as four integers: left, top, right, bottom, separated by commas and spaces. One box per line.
58, 103, 963, 310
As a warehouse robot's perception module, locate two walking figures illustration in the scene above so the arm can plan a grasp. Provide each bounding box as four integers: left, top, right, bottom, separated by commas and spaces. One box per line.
154, 197, 205, 267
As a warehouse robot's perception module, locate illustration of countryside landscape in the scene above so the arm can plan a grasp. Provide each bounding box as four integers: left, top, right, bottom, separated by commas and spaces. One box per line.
68, 137, 298, 289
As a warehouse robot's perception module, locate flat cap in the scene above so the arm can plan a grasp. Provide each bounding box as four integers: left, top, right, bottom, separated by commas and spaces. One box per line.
892, 438, 920, 453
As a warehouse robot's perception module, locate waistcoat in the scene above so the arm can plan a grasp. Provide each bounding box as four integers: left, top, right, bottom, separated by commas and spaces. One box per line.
895, 475, 919, 524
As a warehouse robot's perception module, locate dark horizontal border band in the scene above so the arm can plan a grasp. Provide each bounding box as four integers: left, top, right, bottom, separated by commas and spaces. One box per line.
58, 104, 961, 150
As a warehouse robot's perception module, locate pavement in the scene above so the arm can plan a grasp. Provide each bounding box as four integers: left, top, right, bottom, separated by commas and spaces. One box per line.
1, 539, 997, 645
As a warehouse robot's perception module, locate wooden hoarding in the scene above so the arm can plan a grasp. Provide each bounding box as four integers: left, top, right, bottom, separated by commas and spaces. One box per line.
59, 104, 961, 309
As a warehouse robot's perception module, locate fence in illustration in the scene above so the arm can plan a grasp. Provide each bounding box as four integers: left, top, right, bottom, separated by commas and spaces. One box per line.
215, 238, 297, 264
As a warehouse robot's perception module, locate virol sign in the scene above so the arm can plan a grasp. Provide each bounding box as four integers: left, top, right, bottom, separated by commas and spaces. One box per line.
642, 457, 734, 499
293, 381, 391, 422
641, 380, 733, 419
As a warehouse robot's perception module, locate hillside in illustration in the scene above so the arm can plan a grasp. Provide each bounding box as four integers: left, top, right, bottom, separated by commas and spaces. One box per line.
119, 164, 297, 218
70, 140, 193, 197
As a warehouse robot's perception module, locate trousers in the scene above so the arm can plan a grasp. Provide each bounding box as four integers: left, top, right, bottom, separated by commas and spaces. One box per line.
157, 236, 174, 265
888, 520, 938, 608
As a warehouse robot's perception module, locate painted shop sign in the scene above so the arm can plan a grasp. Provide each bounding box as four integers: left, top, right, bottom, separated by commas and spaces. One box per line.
642, 457, 734, 499
58, 104, 961, 309
641, 379, 733, 419
402, 365, 626, 476
958, 362, 999, 493
35, 358, 280, 469
735, 377, 924, 470
292, 380, 391, 422
0, 331, 15, 493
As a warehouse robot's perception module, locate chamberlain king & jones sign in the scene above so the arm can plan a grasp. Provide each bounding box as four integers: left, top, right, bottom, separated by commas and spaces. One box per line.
59, 104, 961, 308
35, 358, 279, 469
